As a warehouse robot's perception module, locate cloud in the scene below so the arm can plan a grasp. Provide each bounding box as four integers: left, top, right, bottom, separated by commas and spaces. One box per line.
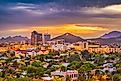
0, 0, 121, 38
81, 4, 121, 15
104, 4, 121, 13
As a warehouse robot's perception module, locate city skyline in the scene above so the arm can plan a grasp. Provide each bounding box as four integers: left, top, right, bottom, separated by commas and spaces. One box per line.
0, 0, 121, 38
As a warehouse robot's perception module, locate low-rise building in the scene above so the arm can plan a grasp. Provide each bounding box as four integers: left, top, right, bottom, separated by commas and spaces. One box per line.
51, 70, 78, 81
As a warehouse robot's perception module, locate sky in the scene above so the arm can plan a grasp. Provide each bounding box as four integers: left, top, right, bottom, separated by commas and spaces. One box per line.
0, 0, 121, 38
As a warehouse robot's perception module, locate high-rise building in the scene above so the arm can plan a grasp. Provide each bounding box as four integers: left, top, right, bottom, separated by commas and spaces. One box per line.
31, 31, 43, 45
43, 33, 51, 44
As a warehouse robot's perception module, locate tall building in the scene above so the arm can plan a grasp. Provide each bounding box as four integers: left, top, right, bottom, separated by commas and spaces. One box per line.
43, 33, 51, 44
31, 31, 43, 45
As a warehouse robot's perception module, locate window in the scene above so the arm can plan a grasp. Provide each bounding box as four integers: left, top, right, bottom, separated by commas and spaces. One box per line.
74, 74, 77, 77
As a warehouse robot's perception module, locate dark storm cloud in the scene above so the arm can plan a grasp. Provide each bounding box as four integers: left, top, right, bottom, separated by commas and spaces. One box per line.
0, 0, 121, 30
1, 0, 121, 7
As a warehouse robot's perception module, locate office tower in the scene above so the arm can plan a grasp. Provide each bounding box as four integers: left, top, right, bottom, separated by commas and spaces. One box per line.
43, 33, 51, 44
31, 31, 42, 45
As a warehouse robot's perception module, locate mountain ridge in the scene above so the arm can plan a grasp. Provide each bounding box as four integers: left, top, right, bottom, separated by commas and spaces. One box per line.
51, 33, 85, 43
0, 35, 29, 43
100, 31, 121, 39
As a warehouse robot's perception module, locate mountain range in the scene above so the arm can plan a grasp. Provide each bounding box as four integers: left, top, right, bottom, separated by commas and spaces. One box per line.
100, 31, 121, 39
51, 31, 121, 45
0, 36, 29, 43
0, 31, 121, 45
89, 31, 121, 45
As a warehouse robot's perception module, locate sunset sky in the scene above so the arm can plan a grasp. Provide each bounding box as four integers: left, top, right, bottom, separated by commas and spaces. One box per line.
0, 0, 121, 38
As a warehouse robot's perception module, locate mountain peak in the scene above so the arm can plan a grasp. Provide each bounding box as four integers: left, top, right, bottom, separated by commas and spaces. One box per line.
100, 31, 121, 39
108, 31, 121, 34
51, 33, 84, 43
63, 33, 76, 36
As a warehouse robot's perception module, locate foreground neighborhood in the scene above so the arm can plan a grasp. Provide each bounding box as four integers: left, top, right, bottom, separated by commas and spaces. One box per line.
0, 31, 121, 81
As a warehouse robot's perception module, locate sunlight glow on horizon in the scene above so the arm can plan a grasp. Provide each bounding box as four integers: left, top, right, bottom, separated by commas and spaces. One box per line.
7, 24, 109, 38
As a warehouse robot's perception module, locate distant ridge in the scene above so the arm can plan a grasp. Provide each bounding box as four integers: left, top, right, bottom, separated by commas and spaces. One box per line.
89, 36, 121, 45
0, 36, 29, 43
51, 33, 85, 43
88, 31, 121, 45
100, 31, 121, 39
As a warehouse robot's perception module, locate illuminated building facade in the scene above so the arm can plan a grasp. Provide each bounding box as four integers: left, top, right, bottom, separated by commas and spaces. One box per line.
31, 31, 43, 45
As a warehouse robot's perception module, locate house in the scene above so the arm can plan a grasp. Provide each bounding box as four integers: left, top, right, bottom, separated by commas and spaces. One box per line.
51, 70, 78, 81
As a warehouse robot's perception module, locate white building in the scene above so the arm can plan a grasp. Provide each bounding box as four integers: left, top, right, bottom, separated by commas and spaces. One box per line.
51, 70, 78, 81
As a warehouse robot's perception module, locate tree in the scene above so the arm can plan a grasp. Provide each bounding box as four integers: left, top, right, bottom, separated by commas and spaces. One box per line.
81, 50, 91, 60
26, 65, 45, 78
6, 77, 32, 81
61, 66, 67, 72
112, 74, 121, 81
68, 54, 80, 62
78, 62, 96, 80
78, 62, 96, 73
5, 58, 14, 63
53, 76, 65, 81
66, 75, 71, 81
35, 55, 44, 62
31, 61, 42, 67
67, 61, 82, 70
